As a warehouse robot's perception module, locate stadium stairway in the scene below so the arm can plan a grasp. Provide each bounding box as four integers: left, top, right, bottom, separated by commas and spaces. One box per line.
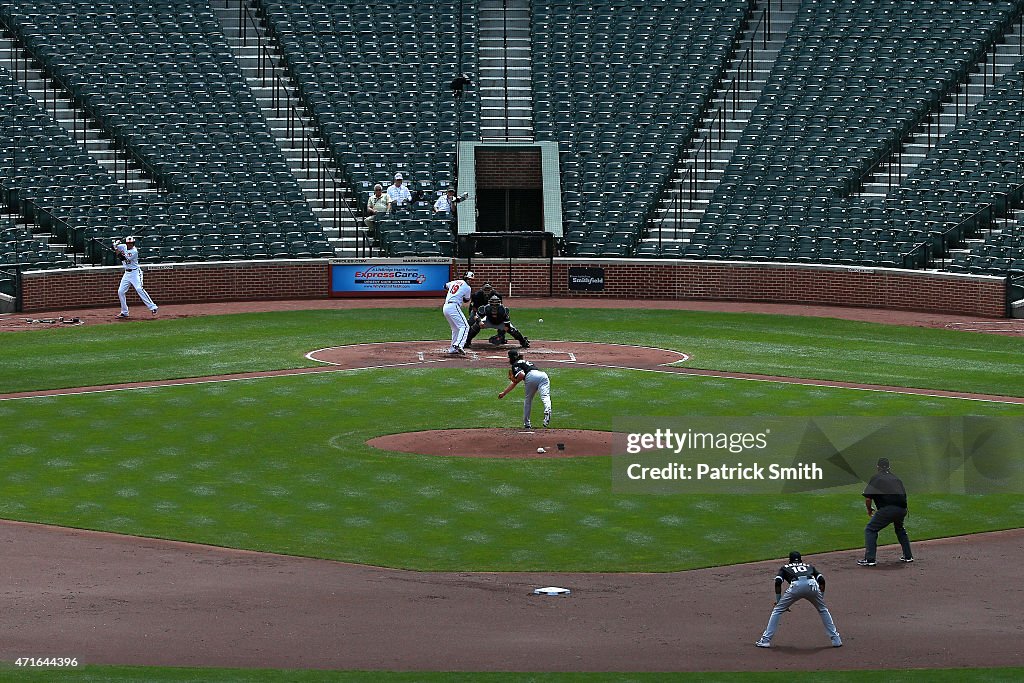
856, 20, 1024, 202
479, 0, 534, 141
644, 2, 798, 254
0, 36, 161, 262
213, 2, 365, 257
0, 38, 160, 201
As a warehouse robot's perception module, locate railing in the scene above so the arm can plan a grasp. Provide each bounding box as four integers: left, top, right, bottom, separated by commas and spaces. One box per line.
3, 23, 175, 195
223, 0, 367, 256
0, 264, 21, 312
647, 3, 773, 248
22, 199, 83, 265
856, 11, 1024, 194
887, 181, 1024, 271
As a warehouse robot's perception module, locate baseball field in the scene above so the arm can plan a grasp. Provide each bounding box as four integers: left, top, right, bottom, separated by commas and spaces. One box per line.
0, 300, 1022, 681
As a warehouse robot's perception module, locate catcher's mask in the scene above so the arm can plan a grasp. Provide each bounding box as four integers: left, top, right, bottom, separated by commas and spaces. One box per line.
789, 551, 802, 563
507, 349, 521, 363
482, 283, 493, 292
488, 294, 501, 305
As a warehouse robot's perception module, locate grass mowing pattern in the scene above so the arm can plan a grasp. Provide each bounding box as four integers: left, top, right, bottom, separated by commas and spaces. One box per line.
0, 309, 1021, 396
2, 367, 1022, 572
3, 666, 1024, 682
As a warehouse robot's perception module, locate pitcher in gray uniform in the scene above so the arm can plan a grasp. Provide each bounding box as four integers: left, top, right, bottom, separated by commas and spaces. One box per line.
498, 349, 551, 429
756, 551, 842, 648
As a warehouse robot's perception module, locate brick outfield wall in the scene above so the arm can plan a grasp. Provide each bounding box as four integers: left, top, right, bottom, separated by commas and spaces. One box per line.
455, 260, 1008, 318
20, 261, 329, 313
19, 258, 1007, 317
475, 149, 542, 189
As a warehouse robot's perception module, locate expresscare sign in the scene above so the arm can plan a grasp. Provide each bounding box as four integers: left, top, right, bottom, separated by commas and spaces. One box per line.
330, 259, 450, 297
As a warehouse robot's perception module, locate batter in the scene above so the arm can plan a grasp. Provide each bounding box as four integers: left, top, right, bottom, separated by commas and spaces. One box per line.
442, 271, 474, 355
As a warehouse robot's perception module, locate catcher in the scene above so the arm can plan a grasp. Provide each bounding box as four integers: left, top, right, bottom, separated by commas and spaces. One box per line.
498, 349, 551, 429
466, 294, 529, 348
469, 282, 499, 323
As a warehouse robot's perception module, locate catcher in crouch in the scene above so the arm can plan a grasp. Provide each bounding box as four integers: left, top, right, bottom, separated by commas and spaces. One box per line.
466, 295, 530, 348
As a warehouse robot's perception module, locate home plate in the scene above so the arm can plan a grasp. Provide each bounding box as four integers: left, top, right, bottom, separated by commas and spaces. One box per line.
533, 586, 571, 596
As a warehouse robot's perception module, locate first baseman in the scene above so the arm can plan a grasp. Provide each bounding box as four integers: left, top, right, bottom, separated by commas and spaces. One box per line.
115, 236, 158, 318
498, 349, 551, 429
756, 551, 842, 648
442, 271, 473, 355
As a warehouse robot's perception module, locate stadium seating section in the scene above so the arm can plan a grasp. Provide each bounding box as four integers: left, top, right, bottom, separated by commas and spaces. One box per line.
1, 0, 1024, 278
0, 0, 331, 265
686, 0, 1022, 268
896, 64, 1024, 276
533, 0, 751, 257
260, 0, 478, 256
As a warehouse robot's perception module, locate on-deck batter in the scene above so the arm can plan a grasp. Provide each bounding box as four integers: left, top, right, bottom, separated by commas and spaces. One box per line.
114, 236, 158, 318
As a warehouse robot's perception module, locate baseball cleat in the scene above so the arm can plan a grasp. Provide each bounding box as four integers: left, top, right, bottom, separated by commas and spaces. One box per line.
523, 422, 532, 429
116, 313, 129, 318
831, 637, 843, 647
856, 559, 876, 566
451, 347, 466, 356
899, 556, 914, 563
755, 639, 771, 648
151, 307, 158, 316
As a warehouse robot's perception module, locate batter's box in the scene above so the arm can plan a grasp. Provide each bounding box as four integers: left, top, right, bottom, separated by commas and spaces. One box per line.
415, 346, 577, 364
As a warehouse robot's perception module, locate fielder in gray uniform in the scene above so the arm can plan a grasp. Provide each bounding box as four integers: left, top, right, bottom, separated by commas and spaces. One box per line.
498, 349, 551, 429
756, 551, 841, 648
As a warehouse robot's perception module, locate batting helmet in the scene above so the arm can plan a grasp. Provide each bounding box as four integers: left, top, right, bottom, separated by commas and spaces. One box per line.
789, 551, 802, 562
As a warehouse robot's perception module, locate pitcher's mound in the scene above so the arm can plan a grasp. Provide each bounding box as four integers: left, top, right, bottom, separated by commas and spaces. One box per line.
368, 428, 613, 458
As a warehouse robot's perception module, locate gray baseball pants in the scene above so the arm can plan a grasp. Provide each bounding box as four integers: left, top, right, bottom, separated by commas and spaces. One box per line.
760, 577, 840, 644
523, 370, 551, 425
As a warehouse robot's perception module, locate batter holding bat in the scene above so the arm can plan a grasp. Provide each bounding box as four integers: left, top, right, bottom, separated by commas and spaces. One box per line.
498, 349, 551, 429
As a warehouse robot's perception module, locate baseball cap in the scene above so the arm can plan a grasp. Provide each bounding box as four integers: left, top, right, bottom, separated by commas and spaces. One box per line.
465, 271, 474, 279
125, 236, 135, 243
394, 172, 403, 180
877, 457, 890, 469
789, 551, 801, 562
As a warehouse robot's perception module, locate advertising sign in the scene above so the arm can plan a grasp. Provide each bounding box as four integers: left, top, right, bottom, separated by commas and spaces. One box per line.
568, 266, 605, 291
330, 259, 450, 297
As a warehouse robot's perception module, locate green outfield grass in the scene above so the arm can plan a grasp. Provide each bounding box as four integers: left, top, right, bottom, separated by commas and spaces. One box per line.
1, 364, 1022, 572
2, 307, 1023, 676
0, 309, 1021, 396
3, 665, 1023, 682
